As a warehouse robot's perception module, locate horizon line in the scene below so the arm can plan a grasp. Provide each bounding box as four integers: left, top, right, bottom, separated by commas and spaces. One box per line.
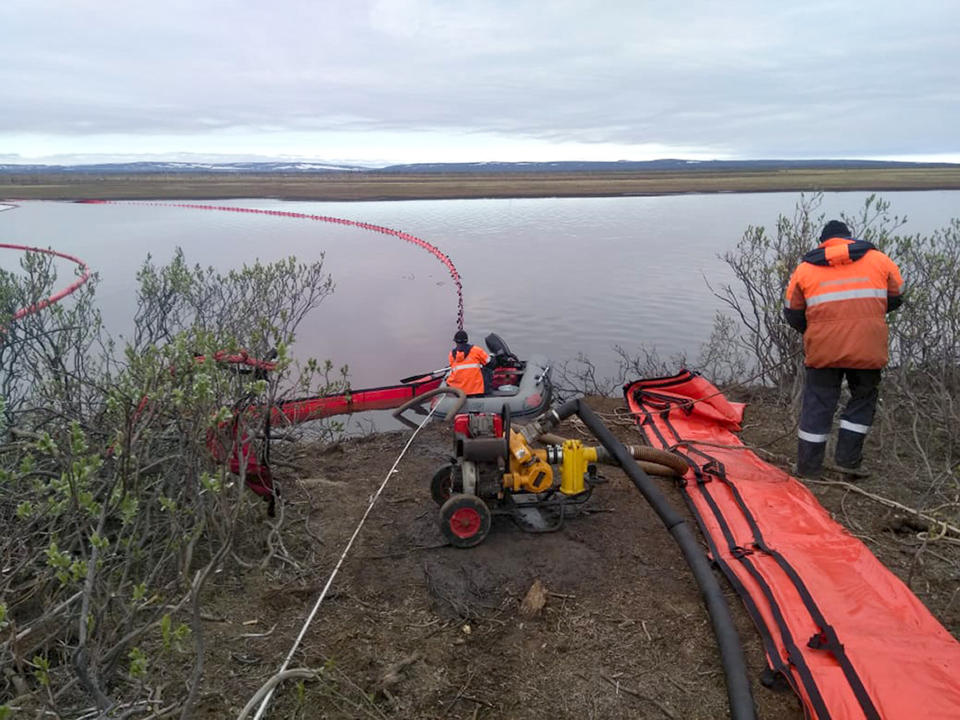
3, 157, 960, 169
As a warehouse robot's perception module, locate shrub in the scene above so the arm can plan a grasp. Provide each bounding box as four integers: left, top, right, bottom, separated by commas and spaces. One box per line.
0, 248, 338, 716
705, 192, 958, 497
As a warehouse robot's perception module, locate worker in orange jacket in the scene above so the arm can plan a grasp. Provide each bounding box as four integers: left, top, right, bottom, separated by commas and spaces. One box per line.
784, 220, 904, 478
446, 330, 490, 396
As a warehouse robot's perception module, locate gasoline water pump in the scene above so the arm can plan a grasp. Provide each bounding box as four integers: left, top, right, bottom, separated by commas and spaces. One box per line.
431, 407, 608, 547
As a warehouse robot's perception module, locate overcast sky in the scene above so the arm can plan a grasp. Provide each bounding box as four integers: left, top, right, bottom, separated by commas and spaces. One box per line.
2, 0, 958, 166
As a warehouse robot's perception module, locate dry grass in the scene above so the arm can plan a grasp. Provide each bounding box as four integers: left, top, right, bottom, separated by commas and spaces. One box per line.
4, 167, 960, 201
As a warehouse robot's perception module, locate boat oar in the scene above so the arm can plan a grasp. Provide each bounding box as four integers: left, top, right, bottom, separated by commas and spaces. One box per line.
399, 366, 450, 384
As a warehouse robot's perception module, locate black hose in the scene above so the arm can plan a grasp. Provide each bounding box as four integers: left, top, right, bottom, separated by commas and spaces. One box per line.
549, 398, 756, 720
391, 387, 466, 429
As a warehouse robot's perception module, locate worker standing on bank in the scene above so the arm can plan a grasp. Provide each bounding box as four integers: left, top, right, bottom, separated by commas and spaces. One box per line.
446, 330, 490, 396
784, 220, 905, 479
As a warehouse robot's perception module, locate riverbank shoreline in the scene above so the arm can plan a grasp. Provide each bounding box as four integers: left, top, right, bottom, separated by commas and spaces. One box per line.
5, 166, 960, 201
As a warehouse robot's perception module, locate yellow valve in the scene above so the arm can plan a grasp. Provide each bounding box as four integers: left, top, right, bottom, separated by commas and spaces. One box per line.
503, 429, 553, 493
500, 431, 600, 495
560, 439, 598, 495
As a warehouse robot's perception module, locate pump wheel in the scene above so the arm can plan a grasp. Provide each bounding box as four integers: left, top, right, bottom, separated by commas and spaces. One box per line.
430, 464, 462, 505
439, 494, 491, 548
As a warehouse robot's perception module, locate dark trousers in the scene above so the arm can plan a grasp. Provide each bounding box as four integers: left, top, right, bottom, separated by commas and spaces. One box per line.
481, 366, 493, 395
797, 367, 882, 474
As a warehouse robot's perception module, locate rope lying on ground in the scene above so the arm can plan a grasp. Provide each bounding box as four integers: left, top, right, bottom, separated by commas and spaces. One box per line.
238, 669, 321, 720
248, 404, 439, 720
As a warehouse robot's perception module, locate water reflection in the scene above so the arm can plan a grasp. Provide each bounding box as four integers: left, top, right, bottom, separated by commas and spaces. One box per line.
2, 191, 956, 395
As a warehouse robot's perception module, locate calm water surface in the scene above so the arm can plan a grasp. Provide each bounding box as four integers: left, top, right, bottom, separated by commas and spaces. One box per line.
3, 191, 957, 394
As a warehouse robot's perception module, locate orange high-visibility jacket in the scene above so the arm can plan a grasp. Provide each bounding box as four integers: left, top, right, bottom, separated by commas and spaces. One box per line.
784, 237, 904, 369
447, 344, 490, 395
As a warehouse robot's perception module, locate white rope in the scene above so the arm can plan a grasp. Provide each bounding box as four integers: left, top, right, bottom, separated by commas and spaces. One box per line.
250, 405, 438, 720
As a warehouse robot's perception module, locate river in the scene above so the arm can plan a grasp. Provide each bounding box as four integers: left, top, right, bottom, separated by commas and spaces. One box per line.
2, 191, 956, 426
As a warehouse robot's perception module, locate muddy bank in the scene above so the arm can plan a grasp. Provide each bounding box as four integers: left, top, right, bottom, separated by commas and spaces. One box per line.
174, 394, 958, 719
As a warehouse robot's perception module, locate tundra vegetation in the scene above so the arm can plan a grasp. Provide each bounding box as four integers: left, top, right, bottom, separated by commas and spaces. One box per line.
1, 193, 958, 717
0, 250, 342, 718
5, 166, 960, 201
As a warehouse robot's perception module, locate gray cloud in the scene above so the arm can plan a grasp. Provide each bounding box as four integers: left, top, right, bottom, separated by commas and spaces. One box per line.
1, 0, 958, 161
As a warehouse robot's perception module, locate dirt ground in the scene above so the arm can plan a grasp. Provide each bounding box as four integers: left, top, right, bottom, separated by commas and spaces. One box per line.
179, 394, 958, 720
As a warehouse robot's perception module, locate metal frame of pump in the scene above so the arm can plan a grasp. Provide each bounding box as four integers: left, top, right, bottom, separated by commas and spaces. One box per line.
432, 408, 607, 547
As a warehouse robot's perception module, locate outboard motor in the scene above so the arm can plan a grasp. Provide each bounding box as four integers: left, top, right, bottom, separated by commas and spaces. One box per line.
484, 333, 519, 366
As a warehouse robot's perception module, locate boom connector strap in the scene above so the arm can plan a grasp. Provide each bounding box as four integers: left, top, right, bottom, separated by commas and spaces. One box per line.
807, 628, 845, 656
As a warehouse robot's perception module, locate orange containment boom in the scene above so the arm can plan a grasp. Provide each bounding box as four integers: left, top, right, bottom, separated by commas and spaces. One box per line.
624, 370, 960, 720
205, 372, 445, 503
269, 374, 444, 426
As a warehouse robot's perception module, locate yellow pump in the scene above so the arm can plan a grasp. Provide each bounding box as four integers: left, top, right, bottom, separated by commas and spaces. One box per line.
432, 409, 686, 547
559, 438, 598, 495
502, 430, 599, 496
503, 429, 553, 493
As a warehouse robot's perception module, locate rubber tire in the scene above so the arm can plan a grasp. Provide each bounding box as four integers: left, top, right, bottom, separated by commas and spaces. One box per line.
430, 464, 462, 505
439, 493, 492, 548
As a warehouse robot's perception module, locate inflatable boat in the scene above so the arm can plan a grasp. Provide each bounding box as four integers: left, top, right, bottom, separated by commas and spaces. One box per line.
430, 352, 552, 420
389, 334, 553, 425
421, 333, 551, 420
210, 336, 550, 503
212, 334, 548, 429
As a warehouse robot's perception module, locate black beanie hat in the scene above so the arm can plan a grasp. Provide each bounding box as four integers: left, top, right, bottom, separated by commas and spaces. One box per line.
454, 330, 468, 343
820, 220, 852, 241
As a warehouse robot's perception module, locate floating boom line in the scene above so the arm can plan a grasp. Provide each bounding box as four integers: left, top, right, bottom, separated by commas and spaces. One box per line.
0, 242, 92, 333
81, 200, 466, 331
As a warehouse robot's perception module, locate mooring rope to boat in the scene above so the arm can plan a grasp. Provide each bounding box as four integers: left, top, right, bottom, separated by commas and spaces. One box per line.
247, 404, 440, 720
78, 200, 466, 332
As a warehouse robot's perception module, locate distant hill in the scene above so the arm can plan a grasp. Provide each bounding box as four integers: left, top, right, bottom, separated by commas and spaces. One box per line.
377, 159, 960, 173
0, 161, 368, 174
1, 159, 957, 175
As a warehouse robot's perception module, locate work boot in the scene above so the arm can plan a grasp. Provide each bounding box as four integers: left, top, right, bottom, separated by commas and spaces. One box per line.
792, 464, 823, 481
796, 439, 826, 480
835, 428, 866, 469
826, 462, 871, 482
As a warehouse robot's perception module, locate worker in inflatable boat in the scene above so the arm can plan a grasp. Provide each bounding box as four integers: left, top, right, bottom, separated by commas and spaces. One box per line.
784, 220, 905, 479
446, 329, 491, 396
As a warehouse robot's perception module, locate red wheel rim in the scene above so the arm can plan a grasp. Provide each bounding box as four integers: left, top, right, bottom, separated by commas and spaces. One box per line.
449, 507, 482, 538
